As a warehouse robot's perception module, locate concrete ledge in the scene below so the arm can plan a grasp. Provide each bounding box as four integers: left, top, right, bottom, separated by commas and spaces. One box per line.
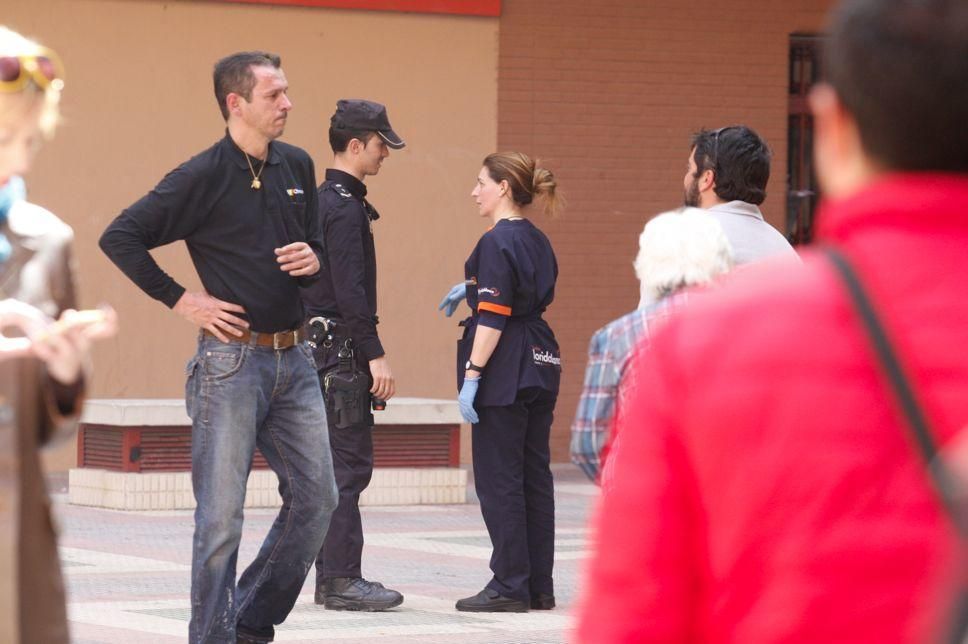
69, 467, 468, 510
74, 398, 466, 509
81, 397, 462, 427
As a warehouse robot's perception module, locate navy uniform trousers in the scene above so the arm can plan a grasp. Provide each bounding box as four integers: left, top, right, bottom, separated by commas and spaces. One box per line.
473, 386, 557, 604
313, 338, 374, 581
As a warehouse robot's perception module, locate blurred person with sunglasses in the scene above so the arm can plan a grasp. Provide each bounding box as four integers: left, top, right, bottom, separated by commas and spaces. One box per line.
0, 25, 116, 644
577, 0, 968, 641
100, 51, 336, 644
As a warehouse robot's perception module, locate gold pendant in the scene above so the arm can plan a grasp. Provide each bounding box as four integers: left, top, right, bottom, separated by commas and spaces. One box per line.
251, 178, 261, 190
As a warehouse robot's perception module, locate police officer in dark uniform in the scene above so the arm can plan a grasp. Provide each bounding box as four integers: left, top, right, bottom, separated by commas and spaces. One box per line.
439, 152, 563, 613
301, 99, 405, 611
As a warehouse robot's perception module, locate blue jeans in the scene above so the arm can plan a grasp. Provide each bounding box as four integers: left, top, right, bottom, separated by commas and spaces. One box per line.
185, 334, 338, 643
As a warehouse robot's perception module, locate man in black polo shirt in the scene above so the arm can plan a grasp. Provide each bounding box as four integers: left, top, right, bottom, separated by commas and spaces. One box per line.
302, 99, 404, 611
99, 52, 338, 644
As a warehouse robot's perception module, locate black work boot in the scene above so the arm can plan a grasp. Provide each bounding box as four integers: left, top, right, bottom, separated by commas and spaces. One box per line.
317, 577, 404, 611
455, 588, 529, 613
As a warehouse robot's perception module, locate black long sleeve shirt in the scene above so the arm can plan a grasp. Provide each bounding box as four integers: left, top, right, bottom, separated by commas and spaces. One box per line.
301, 169, 384, 360
99, 132, 323, 333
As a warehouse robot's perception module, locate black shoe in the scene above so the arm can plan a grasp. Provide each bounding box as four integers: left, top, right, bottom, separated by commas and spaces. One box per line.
236, 623, 273, 643
531, 593, 556, 610
314, 577, 390, 606
455, 588, 529, 613
317, 577, 404, 611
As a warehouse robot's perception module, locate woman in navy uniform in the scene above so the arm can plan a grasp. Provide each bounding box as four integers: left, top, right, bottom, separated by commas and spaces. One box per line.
439, 151, 562, 612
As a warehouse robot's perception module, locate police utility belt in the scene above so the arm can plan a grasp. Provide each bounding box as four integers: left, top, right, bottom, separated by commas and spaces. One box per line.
308, 316, 385, 429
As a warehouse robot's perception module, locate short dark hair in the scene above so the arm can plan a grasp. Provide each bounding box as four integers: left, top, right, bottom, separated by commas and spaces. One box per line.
825, 0, 968, 172
329, 127, 376, 154
690, 126, 771, 206
212, 51, 281, 121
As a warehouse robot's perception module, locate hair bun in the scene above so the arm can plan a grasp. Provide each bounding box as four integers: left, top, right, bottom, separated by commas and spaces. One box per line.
482, 151, 563, 217
532, 165, 556, 196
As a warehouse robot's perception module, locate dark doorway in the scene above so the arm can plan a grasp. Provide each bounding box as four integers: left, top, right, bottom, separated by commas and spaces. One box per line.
787, 34, 824, 245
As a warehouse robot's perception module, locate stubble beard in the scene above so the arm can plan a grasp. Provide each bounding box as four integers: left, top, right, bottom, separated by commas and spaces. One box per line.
684, 176, 701, 208
267, 114, 287, 141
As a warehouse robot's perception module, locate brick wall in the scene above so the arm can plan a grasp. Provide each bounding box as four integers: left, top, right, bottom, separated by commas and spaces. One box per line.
497, 0, 835, 461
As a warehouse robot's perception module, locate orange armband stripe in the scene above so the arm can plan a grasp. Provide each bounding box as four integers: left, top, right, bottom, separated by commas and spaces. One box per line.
478, 302, 512, 316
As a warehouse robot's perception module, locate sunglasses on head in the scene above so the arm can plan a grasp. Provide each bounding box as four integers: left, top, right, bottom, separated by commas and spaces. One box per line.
0, 50, 64, 93
709, 126, 734, 170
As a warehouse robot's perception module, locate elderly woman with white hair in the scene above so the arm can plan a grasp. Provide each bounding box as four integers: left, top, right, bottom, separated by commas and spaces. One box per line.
570, 207, 733, 482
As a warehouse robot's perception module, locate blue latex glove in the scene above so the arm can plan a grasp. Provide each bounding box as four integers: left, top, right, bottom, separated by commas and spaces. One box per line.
437, 282, 467, 317
458, 376, 480, 424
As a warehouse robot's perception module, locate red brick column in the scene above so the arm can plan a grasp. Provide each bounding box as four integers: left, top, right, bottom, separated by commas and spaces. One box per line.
497, 0, 833, 460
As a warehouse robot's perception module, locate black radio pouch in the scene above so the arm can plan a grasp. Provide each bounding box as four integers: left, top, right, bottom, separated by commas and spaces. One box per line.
322, 339, 371, 429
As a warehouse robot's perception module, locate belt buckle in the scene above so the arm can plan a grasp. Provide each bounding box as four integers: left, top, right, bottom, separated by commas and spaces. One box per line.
279, 329, 299, 349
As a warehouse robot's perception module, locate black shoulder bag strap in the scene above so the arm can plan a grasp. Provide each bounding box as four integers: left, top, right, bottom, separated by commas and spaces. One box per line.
824, 246, 967, 643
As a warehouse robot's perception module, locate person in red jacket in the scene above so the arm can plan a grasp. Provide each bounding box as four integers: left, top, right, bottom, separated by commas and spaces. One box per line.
576, 0, 968, 642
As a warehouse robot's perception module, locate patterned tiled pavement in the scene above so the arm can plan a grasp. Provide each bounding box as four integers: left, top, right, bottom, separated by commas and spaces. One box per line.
52, 465, 597, 643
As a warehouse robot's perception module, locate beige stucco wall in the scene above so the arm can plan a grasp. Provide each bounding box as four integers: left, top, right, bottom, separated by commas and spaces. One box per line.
6, 0, 497, 469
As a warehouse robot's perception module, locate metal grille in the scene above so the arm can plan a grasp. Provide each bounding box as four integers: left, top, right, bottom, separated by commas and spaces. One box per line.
138, 427, 269, 472
80, 427, 123, 470
138, 427, 191, 471
372, 425, 460, 467
78, 423, 458, 472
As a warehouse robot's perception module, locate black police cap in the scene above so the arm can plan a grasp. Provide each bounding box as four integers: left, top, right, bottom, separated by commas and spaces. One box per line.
331, 99, 405, 150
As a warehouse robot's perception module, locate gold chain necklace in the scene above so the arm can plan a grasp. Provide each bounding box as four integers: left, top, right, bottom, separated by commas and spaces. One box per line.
244, 151, 267, 190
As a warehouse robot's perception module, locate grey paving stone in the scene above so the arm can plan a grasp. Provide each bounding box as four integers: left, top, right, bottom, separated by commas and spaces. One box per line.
58, 464, 596, 643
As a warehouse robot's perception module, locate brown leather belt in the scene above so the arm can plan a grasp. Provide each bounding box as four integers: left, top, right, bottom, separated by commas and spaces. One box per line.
203, 327, 304, 350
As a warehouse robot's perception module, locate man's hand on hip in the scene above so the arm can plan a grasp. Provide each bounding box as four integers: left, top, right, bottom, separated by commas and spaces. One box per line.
369, 356, 395, 401
275, 242, 319, 277
174, 291, 248, 342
